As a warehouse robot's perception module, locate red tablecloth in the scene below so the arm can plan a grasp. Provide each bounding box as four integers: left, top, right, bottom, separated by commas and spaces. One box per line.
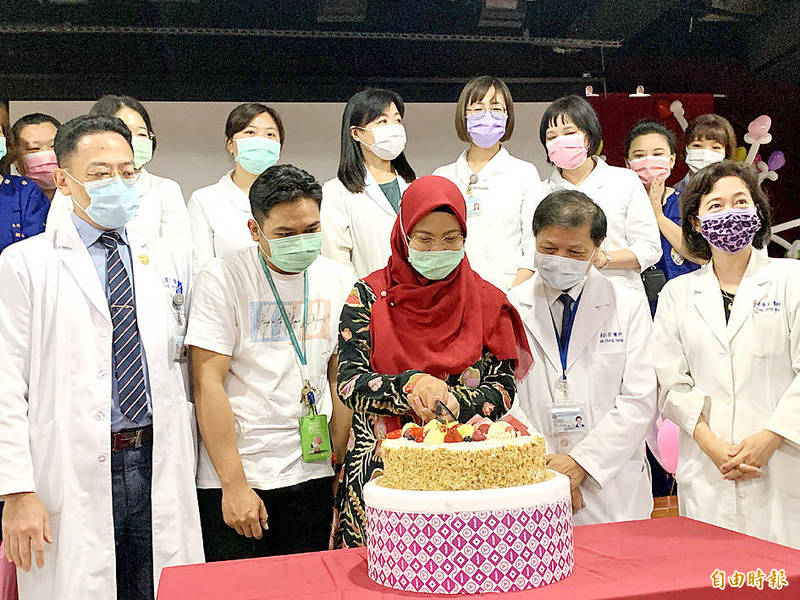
157, 517, 799, 599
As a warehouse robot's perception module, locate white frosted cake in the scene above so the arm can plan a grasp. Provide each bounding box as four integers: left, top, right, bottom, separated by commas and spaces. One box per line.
364, 415, 574, 595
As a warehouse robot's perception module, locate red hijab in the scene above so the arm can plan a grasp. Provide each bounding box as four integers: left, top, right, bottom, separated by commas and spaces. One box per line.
363, 175, 532, 380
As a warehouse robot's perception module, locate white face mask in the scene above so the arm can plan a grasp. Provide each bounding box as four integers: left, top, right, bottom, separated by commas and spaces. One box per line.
685, 148, 725, 173
360, 123, 407, 161
534, 251, 594, 291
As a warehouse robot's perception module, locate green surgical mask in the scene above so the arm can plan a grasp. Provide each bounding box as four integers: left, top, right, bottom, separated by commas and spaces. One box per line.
260, 231, 322, 273
132, 137, 153, 169
236, 137, 281, 175
408, 247, 465, 280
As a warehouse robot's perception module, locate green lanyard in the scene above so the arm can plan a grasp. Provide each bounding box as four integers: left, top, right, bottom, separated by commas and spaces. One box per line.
258, 254, 308, 367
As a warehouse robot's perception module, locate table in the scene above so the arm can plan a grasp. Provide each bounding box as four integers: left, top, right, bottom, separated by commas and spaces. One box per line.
157, 517, 800, 599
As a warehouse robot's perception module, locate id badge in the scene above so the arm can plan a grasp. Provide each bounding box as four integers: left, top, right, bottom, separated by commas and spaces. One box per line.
171, 325, 187, 362
550, 404, 589, 435
299, 413, 332, 463
466, 195, 482, 218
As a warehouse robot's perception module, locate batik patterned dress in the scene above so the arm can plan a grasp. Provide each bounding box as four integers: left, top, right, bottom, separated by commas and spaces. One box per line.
332, 280, 517, 548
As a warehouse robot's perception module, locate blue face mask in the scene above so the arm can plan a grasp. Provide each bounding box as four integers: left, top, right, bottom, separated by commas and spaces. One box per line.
235, 137, 281, 175
0, 137, 6, 161
67, 173, 139, 229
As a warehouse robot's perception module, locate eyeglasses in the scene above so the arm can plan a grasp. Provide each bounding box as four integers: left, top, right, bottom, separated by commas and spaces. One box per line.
466, 107, 507, 120
83, 169, 140, 184
408, 233, 465, 251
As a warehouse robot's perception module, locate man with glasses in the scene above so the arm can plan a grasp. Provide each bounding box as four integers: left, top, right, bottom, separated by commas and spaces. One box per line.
0, 115, 203, 600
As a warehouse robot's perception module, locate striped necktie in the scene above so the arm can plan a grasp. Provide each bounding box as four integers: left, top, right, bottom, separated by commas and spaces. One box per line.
99, 232, 148, 423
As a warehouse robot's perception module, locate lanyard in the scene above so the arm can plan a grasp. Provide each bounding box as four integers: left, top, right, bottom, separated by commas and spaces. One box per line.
550, 292, 582, 381
258, 253, 308, 369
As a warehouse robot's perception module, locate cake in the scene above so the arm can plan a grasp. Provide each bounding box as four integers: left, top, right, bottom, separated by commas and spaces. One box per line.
364, 414, 575, 595
379, 415, 551, 491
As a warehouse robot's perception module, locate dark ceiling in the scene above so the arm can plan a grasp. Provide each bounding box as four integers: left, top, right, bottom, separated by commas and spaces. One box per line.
0, 0, 797, 102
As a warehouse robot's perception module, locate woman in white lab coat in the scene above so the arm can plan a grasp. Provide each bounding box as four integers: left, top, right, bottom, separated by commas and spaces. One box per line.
321, 88, 415, 278
539, 95, 661, 292
90, 95, 192, 252
654, 160, 800, 549
434, 76, 542, 290
187, 102, 284, 272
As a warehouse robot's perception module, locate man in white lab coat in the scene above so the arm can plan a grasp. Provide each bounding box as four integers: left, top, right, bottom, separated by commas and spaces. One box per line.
0, 115, 203, 600
509, 189, 657, 525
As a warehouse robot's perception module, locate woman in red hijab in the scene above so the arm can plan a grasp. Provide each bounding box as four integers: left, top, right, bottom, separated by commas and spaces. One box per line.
332, 175, 532, 548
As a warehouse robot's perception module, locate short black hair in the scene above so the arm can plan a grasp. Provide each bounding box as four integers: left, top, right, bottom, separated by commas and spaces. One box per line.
337, 88, 416, 194
681, 160, 771, 261
54, 115, 132, 167
250, 164, 322, 223
533, 189, 607, 245
11, 113, 61, 146
225, 102, 285, 147
624, 120, 677, 158
539, 95, 602, 162
90, 94, 157, 153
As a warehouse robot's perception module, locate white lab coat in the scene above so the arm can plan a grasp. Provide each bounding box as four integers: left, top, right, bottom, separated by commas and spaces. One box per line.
653, 250, 800, 548
131, 168, 191, 252
0, 218, 204, 599
434, 148, 542, 290
320, 171, 409, 278
509, 268, 657, 525
187, 170, 255, 273
50, 169, 191, 253
543, 158, 662, 291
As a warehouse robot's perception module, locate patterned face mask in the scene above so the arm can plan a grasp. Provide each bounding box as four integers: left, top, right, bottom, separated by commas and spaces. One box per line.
699, 207, 761, 254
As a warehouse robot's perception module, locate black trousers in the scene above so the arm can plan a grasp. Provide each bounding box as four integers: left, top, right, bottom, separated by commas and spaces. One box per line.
197, 476, 333, 562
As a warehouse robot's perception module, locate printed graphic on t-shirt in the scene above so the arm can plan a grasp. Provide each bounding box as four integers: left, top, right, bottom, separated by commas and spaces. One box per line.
248, 299, 331, 343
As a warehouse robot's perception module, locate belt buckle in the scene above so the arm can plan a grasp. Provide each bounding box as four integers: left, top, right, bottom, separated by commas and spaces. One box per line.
132, 428, 143, 448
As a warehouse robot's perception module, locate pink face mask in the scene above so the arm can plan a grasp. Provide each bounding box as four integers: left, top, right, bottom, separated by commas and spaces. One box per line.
629, 155, 672, 186
22, 150, 58, 189
546, 133, 588, 170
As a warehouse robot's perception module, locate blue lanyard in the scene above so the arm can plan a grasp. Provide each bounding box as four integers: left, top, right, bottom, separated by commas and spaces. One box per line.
551, 293, 582, 380
258, 254, 308, 367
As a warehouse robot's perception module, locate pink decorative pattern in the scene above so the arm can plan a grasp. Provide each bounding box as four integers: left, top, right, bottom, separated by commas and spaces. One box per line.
366, 499, 574, 594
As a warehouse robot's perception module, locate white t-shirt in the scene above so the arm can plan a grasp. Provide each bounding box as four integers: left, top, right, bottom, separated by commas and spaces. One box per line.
186, 246, 356, 490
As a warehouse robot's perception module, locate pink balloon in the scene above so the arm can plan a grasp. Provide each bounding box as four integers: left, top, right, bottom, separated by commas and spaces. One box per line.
768, 150, 786, 171
657, 419, 680, 475
747, 115, 772, 139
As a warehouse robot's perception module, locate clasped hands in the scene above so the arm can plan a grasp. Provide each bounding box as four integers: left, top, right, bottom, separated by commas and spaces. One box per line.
406, 374, 459, 423
695, 418, 783, 482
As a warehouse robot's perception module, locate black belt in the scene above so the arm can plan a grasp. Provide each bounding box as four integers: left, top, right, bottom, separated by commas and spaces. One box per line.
111, 425, 153, 452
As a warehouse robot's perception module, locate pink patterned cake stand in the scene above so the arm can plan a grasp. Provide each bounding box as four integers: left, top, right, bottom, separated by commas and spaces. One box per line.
364, 471, 574, 595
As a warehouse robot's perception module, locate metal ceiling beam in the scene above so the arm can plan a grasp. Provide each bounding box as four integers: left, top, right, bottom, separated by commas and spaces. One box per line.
0, 23, 622, 48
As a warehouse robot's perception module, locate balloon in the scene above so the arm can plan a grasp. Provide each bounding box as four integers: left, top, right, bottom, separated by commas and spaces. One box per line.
595, 139, 603, 156
754, 153, 762, 166
657, 419, 680, 475
656, 100, 672, 120
747, 115, 772, 140
768, 150, 786, 171
733, 146, 747, 162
